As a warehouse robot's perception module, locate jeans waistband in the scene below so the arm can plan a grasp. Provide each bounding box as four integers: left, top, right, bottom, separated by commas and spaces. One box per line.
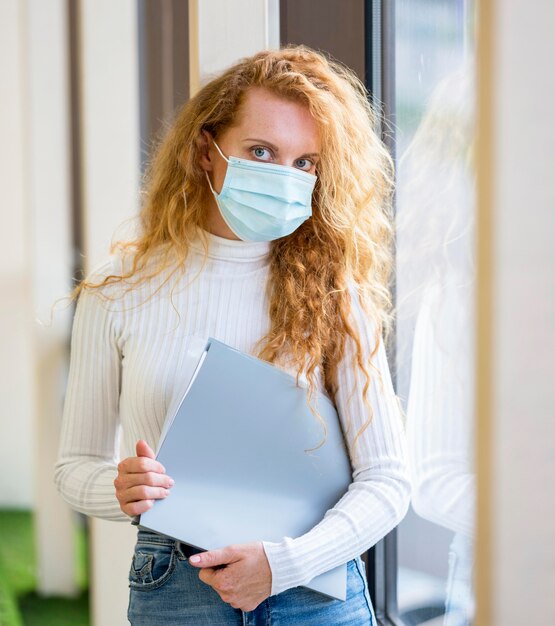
136, 527, 204, 558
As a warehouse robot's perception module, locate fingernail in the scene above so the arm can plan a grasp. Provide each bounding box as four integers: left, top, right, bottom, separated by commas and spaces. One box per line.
189, 555, 200, 563
169, 479, 175, 486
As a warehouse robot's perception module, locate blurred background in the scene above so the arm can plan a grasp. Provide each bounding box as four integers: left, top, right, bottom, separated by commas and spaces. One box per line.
1, 1, 553, 625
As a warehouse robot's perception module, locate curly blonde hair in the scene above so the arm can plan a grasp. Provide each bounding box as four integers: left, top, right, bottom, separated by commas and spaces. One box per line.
68, 44, 396, 462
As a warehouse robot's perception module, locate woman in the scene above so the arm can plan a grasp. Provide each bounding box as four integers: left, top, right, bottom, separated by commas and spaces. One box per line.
54, 45, 411, 625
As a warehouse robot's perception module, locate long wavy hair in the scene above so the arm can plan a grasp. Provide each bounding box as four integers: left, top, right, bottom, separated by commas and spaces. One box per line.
68, 44, 396, 462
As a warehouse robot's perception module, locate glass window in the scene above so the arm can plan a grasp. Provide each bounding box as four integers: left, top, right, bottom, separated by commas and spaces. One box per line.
394, 1, 477, 625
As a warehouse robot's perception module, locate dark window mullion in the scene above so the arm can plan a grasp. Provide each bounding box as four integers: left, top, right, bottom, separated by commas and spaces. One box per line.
365, 1, 403, 625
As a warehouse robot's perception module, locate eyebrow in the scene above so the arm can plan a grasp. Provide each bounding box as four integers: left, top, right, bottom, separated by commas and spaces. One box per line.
242, 137, 320, 158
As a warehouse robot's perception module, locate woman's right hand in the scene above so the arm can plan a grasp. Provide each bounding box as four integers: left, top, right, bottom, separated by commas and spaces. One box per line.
114, 439, 175, 517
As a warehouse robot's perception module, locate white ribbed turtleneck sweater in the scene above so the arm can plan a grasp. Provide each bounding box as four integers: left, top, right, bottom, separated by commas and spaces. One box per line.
54, 227, 411, 597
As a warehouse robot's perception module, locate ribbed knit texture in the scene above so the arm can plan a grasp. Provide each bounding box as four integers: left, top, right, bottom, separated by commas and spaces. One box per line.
406, 282, 475, 538
54, 227, 411, 596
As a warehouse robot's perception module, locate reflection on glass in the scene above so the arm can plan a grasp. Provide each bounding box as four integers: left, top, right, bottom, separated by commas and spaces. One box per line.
395, 2, 476, 625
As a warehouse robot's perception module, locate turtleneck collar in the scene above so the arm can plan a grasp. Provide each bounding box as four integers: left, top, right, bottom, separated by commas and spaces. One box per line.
187, 226, 271, 272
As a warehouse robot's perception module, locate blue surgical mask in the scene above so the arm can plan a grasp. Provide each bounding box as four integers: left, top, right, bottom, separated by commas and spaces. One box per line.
204, 139, 317, 242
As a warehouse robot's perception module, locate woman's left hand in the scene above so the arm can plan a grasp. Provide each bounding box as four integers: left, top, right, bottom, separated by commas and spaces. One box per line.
188, 541, 272, 611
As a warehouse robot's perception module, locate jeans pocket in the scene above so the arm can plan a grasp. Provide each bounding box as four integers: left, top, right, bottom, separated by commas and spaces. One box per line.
128, 538, 178, 591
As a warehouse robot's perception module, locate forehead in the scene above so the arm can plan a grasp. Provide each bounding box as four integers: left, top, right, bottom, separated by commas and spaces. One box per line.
229, 87, 320, 151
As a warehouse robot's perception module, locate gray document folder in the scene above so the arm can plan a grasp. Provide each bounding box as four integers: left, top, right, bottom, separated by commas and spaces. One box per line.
135, 336, 353, 600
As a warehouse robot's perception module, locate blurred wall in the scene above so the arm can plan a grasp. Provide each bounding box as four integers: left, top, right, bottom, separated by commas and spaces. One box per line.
0, 0, 36, 511
476, 1, 555, 624
1, 0, 77, 595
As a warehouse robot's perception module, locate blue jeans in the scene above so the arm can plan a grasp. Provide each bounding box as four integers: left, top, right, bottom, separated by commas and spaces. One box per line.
127, 528, 376, 625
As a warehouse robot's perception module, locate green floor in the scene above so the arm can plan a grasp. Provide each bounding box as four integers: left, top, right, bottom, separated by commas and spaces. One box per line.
0, 510, 89, 626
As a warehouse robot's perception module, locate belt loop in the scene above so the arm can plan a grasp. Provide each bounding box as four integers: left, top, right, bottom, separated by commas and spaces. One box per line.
174, 539, 185, 560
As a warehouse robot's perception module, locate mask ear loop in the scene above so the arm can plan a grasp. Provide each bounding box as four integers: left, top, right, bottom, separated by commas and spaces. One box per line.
204, 138, 229, 195
204, 170, 217, 195
211, 138, 229, 163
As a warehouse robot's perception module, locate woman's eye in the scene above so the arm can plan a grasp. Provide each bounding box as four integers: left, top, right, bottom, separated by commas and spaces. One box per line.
250, 146, 315, 172
295, 158, 313, 171
251, 146, 272, 160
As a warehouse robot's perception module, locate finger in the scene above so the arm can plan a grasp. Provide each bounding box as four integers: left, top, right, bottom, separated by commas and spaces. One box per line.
188, 546, 238, 568
122, 484, 171, 504
122, 498, 154, 517
197, 567, 216, 586
119, 471, 174, 490
122, 455, 166, 475
136, 439, 156, 459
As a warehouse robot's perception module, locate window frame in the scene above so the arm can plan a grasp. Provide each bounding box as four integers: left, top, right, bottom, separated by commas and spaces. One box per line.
363, 1, 405, 624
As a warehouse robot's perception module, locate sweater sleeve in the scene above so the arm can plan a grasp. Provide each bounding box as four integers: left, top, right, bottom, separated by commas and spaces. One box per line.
406, 283, 475, 538
261, 287, 412, 596
53, 259, 131, 522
